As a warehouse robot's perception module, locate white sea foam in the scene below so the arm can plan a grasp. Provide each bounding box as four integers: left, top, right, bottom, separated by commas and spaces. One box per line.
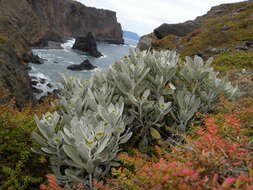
29, 72, 58, 100
61, 39, 75, 49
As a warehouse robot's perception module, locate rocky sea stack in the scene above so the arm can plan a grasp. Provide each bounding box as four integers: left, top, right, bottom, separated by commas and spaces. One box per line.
72, 33, 103, 58
67, 59, 97, 71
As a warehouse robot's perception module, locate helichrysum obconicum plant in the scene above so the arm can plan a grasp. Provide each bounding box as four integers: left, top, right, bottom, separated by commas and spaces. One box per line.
32, 49, 239, 189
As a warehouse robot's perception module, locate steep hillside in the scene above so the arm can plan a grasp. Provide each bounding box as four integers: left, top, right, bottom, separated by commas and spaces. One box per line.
0, 0, 123, 107
138, 0, 253, 71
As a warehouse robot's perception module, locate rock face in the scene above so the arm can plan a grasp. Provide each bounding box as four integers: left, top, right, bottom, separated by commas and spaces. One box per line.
0, 0, 123, 106
67, 59, 97, 71
0, 44, 34, 107
154, 21, 200, 39
72, 33, 103, 58
29, 0, 124, 44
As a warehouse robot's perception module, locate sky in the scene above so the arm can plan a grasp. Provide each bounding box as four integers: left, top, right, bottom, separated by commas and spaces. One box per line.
77, 0, 245, 35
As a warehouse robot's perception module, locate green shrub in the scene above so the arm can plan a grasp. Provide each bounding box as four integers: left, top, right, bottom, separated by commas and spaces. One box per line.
0, 89, 55, 190
32, 49, 238, 189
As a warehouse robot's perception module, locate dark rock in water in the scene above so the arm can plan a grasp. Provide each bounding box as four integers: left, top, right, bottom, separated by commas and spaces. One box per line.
72, 32, 103, 58
47, 83, 53, 88
53, 61, 59, 64
153, 21, 200, 39
32, 87, 43, 94
23, 51, 44, 64
40, 78, 46, 84
67, 59, 97, 71
31, 80, 39, 86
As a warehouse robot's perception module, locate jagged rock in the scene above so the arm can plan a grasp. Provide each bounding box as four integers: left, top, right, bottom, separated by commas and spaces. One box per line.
197, 47, 227, 59
47, 83, 53, 88
235, 40, 253, 51
244, 40, 253, 48
23, 51, 44, 64
153, 21, 200, 39
31, 80, 39, 86
40, 78, 46, 84
72, 32, 102, 58
32, 87, 43, 94
67, 59, 97, 71
137, 35, 153, 50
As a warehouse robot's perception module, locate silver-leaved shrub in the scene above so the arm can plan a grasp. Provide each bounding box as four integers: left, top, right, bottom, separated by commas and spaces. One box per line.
32, 49, 239, 189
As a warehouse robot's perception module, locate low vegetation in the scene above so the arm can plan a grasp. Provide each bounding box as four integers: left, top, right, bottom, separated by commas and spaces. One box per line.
212, 52, 253, 71
29, 49, 241, 190
99, 108, 253, 190
0, 88, 56, 190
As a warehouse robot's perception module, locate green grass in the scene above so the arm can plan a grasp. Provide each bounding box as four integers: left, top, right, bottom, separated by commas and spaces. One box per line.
212, 52, 253, 71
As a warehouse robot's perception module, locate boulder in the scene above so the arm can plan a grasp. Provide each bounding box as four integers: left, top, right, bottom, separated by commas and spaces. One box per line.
72, 32, 103, 58
235, 40, 253, 51
153, 21, 200, 39
23, 51, 44, 64
67, 59, 97, 71
244, 40, 253, 48
137, 36, 153, 50
197, 47, 227, 59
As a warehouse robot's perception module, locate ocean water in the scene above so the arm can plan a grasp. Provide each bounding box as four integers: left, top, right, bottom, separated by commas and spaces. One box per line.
29, 38, 136, 99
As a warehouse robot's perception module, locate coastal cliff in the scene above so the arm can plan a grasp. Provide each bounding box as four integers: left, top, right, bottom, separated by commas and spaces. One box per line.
0, 0, 123, 107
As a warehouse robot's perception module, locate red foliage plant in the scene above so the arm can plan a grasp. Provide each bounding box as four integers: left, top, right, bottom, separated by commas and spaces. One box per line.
95, 114, 253, 190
